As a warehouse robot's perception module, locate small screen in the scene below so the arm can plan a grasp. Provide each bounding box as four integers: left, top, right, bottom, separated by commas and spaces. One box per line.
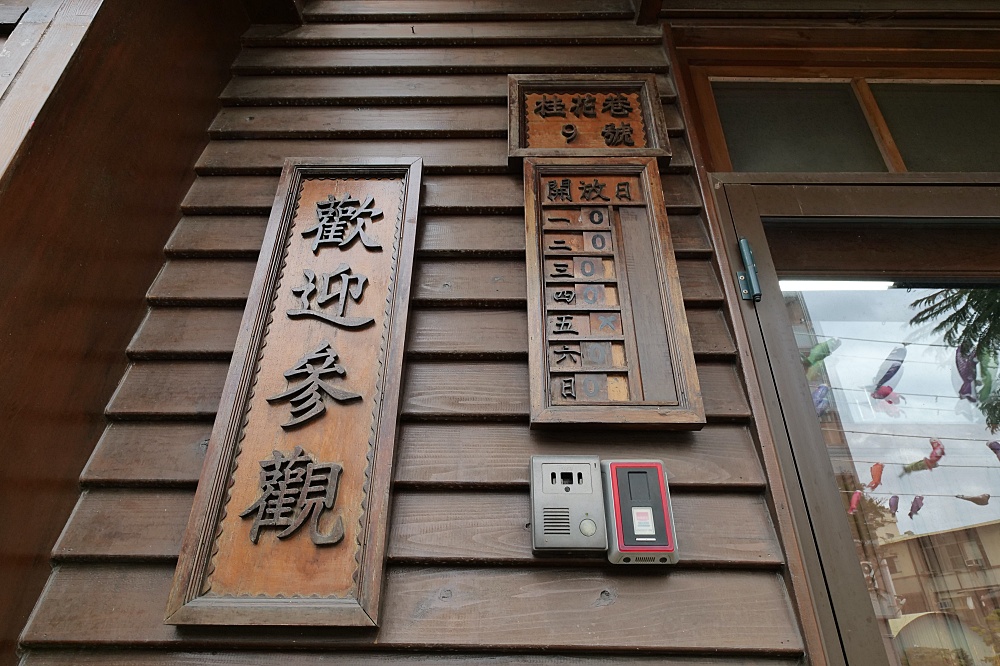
631, 506, 655, 535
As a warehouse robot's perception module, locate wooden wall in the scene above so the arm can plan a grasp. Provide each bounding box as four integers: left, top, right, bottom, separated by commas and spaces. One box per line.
0, 1, 247, 664
18, 1, 807, 663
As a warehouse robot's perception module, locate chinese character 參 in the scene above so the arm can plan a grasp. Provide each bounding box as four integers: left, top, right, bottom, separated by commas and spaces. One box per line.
303, 194, 383, 253
267, 341, 361, 429
240, 446, 345, 546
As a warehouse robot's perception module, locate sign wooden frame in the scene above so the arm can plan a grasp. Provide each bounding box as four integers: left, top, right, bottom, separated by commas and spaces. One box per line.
508, 74, 672, 161
524, 157, 704, 429
165, 157, 422, 627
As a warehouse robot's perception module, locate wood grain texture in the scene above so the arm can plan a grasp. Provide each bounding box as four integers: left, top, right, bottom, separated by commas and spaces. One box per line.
22, 564, 802, 653
78, 421, 765, 490
128, 307, 244, 359
144, 257, 720, 306
81, 423, 211, 487
196, 139, 509, 175
209, 106, 507, 139
165, 216, 269, 257
181, 174, 703, 215
304, 0, 635, 22
22, 650, 803, 666
104, 360, 748, 421
242, 21, 664, 46
401, 361, 748, 420
219, 73, 676, 105
232, 46, 669, 75
52, 489, 781, 567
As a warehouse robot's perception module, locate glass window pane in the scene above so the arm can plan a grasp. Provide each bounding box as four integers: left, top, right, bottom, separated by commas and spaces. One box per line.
712, 81, 887, 172
870, 83, 1000, 172
780, 278, 1000, 666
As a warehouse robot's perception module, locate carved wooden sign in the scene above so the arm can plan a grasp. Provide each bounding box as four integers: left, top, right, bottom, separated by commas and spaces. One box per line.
166, 158, 422, 626
524, 157, 704, 428
509, 74, 671, 160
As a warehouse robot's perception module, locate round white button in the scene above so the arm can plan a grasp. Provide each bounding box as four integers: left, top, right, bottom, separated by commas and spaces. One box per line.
579, 518, 598, 537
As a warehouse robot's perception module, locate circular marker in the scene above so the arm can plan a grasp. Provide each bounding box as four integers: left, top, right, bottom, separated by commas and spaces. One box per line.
579, 518, 597, 537
622, 557, 631, 563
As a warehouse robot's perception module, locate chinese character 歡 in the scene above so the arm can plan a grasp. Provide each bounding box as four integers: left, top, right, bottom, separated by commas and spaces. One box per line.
267, 341, 362, 429
546, 179, 572, 202
570, 94, 597, 118
533, 94, 566, 117
602, 93, 633, 117
240, 446, 344, 546
287, 264, 374, 329
601, 121, 635, 147
302, 194, 383, 253
579, 179, 610, 202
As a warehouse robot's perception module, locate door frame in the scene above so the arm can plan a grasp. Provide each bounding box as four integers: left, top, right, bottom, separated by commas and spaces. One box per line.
711, 173, 1000, 666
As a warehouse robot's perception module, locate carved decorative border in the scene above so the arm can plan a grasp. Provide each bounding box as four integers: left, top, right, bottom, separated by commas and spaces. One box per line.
165, 158, 423, 627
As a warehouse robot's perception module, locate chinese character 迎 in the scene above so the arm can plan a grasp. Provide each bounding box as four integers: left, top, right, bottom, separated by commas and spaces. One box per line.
287, 264, 374, 329
602, 93, 633, 117
240, 446, 344, 546
570, 94, 597, 118
267, 341, 362, 429
616, 182, 632, 201
601, 121, 635, 147
533, 94, 566, 117
554, 345, 582, 365
579, 179, 610, 202
552, 289, 576, 304
547, 179, 572, 202
561, 377, 577, 399
553, 315, 578, 335
302, 194, 383, 253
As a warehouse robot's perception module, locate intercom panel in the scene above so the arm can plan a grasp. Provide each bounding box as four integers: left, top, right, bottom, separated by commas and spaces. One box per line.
530, 455, 608, 551
601, 459, 678, 564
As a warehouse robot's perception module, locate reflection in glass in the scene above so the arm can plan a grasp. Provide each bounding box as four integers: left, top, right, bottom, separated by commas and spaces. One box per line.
783, 282, 1000, 666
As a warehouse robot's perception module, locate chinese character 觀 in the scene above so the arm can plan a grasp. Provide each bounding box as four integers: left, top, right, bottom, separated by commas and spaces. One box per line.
302, 194, 383, 253
240, 446, 345, 546
267, 341, 362, 429
287, 264, 374, 329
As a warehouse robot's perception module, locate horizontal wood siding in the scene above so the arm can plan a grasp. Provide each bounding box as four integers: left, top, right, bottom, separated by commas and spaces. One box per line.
23, 0, 805, 662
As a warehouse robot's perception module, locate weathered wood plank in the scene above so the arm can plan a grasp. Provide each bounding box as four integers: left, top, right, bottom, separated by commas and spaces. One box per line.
145, 257, 720, 306
79, 421, 764, 490
304, 0, 635, 22
163, 212, 711, 258
52, 489, 781, 567
181, 174, 702, 215
209, 106, 507, 139
232, 46, 670, 75
22, 649, 803, 666
395, 423, 765, 488
407, 308, 733, 359
242, 21, 663, 46
105, 362, 227, 421
104, 360, 748, 421
402, 361, 749, 420
196, 139, 509, 175
81, 423, 211, 487
128, 307, 243, 359
22, 565, 802, 653
219, 73, 676, 106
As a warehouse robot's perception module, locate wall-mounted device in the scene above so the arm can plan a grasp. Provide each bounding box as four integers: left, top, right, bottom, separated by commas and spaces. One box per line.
601, 459, 678, 564
530, 455, 608, 551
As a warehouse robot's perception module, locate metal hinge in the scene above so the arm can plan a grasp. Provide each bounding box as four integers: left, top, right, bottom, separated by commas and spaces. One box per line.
737, 238, 762, 302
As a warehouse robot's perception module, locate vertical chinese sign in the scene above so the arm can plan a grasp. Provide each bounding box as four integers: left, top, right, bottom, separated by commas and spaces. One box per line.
166, 158, 422, 626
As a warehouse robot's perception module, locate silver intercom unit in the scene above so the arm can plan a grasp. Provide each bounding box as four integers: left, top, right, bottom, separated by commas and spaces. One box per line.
529, 455, 608, 551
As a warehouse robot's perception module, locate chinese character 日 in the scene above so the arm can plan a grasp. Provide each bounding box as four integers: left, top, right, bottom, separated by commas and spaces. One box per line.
616, 182, 632, 201
240, 446, 345, 546
561, 377, 577, 399
287, 264, 374, 329
302, 194, 383, 253
267, 341, 362, 429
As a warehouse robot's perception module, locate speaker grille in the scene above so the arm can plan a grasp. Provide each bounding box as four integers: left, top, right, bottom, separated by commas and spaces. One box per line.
632, 556, 656, 563
542, 507, 571, 535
